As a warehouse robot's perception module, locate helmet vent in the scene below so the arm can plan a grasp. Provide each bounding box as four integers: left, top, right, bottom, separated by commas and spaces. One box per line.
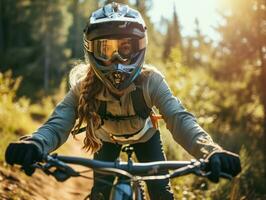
125, 14, 135, 19
112, 2, 119, 12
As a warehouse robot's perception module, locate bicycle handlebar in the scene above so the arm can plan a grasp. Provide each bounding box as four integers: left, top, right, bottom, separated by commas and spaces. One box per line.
30, 153, 232, 182
55, 155, 192, 174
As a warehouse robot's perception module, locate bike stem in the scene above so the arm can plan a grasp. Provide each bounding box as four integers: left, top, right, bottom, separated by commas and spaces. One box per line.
122, 145, 134, 168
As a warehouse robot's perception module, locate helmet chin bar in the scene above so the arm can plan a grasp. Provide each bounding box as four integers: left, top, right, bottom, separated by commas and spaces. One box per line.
88, 50, 145, 94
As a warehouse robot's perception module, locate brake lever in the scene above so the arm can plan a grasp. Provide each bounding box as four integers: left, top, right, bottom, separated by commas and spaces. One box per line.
31, 162, 56, 176
46, 154, 77, 173
32, 154, 80, 182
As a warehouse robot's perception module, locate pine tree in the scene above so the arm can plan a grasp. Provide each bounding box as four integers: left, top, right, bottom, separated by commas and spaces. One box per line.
29, 0, 72, 93
162, 21, 173, 61
172, 4, 182, 51
68, 0, 98, 59
0, 0, 33, 71
162, 4, 182, 61
0, 0, 72, 98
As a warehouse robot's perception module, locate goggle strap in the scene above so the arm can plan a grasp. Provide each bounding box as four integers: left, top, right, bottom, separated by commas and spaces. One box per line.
138, 37, 146, 50
84, 38, 93, 52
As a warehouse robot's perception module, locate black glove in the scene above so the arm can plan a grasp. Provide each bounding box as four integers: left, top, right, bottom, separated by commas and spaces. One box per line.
5, 141, 42, 176
206, 151, 241, 183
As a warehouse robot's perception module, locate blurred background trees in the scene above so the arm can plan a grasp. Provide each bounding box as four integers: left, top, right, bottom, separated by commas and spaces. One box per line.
0, 0, 265, 199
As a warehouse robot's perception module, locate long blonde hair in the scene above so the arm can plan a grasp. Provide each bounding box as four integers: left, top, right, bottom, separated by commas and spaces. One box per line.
71, 64, 103, 153
70, 63, 154, 153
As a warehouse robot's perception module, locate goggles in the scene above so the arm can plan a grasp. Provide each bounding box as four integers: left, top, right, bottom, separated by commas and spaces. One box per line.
84, 37, 146, 62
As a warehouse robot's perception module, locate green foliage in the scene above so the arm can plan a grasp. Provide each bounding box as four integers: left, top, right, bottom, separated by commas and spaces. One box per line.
159, 1, 265, 197
0, 71, 32, 160
0, 71, 58, 162
0, 71, 36, 135
0, 0, 265, 199
0, 0, 72, 98
211, 1, 266, 197
161, 40, 265, 198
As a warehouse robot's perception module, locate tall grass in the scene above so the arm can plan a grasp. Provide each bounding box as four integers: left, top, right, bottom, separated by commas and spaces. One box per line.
0, 71, 54, 162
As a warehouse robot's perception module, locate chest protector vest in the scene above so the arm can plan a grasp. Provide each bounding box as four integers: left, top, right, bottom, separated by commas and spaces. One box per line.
73, 87, 151, 135
97, 87, 151, 121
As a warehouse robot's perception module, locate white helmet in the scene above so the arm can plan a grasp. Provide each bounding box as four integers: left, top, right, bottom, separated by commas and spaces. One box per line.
83, 2, 147, 94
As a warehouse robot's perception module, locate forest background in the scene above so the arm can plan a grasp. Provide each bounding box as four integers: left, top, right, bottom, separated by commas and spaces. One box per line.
0, 0, 265, 199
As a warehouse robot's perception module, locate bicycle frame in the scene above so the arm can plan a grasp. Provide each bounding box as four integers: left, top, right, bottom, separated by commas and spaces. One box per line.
88, 145, 146, 200
109, 171, 145, 200
110, 178, 137, 200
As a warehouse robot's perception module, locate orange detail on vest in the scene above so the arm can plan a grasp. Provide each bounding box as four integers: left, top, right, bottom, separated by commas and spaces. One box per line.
150, 113, 163, 129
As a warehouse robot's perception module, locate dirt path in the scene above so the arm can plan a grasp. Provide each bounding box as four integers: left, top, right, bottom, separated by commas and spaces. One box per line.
0, 135, 93, 200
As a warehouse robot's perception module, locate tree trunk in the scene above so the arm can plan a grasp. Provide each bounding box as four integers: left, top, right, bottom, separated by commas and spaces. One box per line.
72, 0, 79, 58
44, 39, 51, 91
43, 3, 51, 91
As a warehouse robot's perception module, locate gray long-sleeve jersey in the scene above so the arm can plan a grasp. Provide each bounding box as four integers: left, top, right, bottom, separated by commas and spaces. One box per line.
26, 65, 221, 159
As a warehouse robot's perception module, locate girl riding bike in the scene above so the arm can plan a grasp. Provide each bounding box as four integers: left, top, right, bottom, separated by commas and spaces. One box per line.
5, 2, 241, 200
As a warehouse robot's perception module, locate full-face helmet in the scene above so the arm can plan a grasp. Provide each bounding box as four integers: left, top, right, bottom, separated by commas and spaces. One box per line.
83, 2, 147, 94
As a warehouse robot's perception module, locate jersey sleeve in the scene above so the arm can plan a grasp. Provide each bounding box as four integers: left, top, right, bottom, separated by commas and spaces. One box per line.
144, 70, 222, 159
23, 65, 87, 154
24, 88, 79, 154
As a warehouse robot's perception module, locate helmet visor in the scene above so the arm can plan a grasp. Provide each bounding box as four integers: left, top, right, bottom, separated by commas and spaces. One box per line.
84, 37, 146, 62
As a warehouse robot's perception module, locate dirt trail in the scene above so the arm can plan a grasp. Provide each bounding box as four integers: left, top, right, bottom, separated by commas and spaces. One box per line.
0, 135, 93, 200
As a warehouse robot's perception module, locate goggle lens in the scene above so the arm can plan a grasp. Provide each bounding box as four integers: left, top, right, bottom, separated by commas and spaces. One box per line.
84, 37, 146, 62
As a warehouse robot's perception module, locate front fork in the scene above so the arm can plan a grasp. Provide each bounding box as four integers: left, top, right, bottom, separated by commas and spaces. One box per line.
132, 180, 146, 200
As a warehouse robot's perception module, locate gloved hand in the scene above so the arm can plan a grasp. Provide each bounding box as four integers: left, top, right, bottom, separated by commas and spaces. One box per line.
206, 151, 241, 183
5, 141, 42, 176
